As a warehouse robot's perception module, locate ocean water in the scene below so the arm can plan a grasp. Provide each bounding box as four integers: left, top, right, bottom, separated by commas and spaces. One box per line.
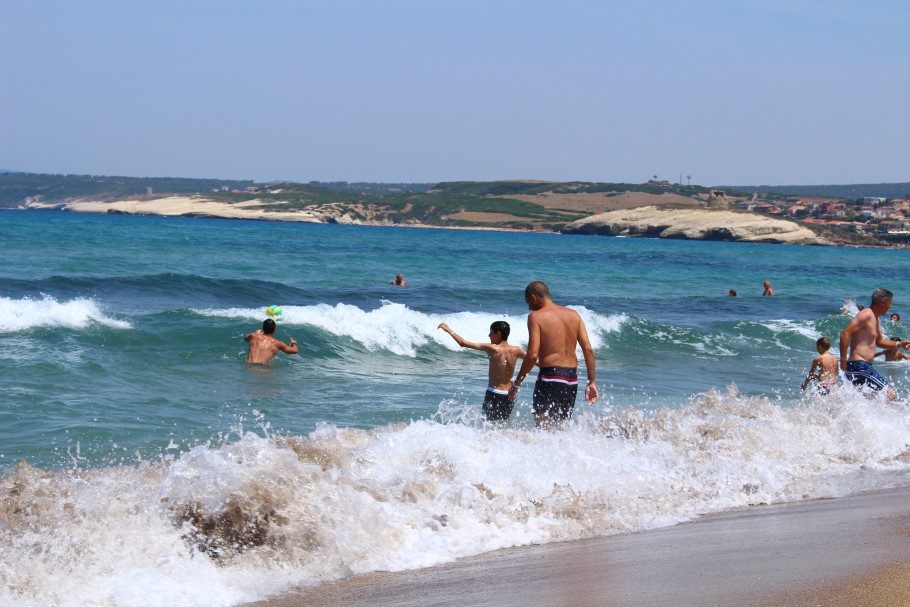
2, 209, 909, 606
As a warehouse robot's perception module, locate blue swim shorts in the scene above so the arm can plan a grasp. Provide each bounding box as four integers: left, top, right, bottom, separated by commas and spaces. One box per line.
844, 360, 886, 392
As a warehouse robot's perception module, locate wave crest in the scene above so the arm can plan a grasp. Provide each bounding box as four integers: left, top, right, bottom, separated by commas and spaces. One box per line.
0, 296, 131, 332
195, 301, 628, 356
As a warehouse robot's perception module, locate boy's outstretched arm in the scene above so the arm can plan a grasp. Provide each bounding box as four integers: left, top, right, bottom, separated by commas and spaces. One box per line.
438, 323, 485, 351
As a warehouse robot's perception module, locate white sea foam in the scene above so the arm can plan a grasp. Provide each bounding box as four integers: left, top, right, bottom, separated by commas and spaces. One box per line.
2, 386, 909, 607
759, 319, 820, 341
0, 296, 131, 332
195, 301, 628, 356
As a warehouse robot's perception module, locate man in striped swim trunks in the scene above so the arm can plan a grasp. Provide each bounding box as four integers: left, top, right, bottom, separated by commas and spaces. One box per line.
839, 288, 909, 400
509, 281, 599, 428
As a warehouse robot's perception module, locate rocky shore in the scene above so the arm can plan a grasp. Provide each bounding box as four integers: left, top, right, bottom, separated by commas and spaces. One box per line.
563, 206, 828, 245
23, 196, 361, 224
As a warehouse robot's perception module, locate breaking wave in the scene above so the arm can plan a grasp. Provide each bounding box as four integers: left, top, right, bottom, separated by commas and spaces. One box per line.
194, 301, 629, 356
0, 296, 131, 333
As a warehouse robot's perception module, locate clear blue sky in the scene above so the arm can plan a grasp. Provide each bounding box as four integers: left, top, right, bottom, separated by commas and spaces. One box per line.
2, 0, 908, 185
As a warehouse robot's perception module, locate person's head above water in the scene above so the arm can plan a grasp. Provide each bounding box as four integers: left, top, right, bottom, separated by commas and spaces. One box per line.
524, 280, 551, 310
870, 288, 894, 314
489, 320, 510, 343
728, 289, 737, 297
816, 336, 831, 353
891, 312, 901, 323
262, 318, 277, 334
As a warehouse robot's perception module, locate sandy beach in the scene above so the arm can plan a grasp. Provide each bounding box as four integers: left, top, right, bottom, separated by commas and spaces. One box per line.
246, 485, 910, 607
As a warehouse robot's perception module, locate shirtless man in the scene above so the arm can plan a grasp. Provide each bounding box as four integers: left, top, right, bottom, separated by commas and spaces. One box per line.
839, 288, 909, 397
508, 281, 598, 428
244, 318, 298, 364
762, 280, 775, 296
438, 321, 526, 421
801, 336, 838, 394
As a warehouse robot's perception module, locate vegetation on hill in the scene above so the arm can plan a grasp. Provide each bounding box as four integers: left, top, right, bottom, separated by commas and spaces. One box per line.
0, 172, 254, 207
4, 172, 906, 246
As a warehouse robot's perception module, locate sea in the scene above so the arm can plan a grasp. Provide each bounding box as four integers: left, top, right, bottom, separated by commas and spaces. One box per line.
2, 209, 909, 606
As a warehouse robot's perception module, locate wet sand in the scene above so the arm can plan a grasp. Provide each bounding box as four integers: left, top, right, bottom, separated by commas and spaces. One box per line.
247, 486, 910, 607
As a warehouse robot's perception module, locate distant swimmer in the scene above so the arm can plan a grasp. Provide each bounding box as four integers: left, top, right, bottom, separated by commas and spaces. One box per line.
839, 288, 909, 399
391, 274, 408, 286
509, 281, 598, 428
875, 337, 910, 362
728, 289, 737, 297
801, 336, 838, 394
762, 280, 775, 296
438, 321, 526, 421
244, 318, 298, 364
891, 312, 901, 324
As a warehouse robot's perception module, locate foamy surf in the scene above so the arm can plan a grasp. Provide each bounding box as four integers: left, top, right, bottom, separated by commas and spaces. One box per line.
2, 386, 908, 607
0, 296, 131, 332
194, 301, 628, 356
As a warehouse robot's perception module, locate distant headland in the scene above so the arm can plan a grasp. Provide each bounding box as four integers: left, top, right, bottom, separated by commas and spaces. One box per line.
3, 172, 908, 247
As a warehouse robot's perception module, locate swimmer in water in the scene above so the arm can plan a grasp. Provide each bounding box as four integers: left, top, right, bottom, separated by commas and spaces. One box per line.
244, 318, 298, 364
762, 280, 775, 296
840, 288, 909, 399
801, 336, 838, 394
438, 321, 526, 421
874, 336, 910, 362
391, 274, 408, 286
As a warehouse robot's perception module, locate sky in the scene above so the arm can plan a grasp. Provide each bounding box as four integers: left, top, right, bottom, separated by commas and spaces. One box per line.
1, 0, 908, 185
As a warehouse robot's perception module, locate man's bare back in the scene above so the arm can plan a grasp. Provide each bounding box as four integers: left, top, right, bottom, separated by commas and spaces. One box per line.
245, 319, 298, 364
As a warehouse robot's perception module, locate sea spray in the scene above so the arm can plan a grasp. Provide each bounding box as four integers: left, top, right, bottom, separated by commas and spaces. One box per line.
2, 385, 908, 607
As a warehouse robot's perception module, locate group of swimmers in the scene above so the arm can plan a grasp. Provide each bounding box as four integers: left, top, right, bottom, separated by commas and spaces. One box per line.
243, 282, 909, 428
801, 288, 910, 399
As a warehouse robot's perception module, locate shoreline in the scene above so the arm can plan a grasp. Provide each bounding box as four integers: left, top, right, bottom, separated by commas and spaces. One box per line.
10, 203, 907, 248
245, 485, 910, 607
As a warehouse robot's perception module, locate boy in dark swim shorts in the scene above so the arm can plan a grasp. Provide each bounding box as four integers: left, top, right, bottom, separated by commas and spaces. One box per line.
439, 321, 526, 421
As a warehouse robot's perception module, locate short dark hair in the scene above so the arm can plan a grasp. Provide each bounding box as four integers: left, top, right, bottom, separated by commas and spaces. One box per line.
816, 336, 830, 350
871, 288, 893, 306
525, 280, 550, 300
262, 318, 277, 334
891, 313, 901, 321
490, 320, 510, 340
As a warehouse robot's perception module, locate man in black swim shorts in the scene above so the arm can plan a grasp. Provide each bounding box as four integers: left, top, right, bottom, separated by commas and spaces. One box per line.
509, 281, 598, 428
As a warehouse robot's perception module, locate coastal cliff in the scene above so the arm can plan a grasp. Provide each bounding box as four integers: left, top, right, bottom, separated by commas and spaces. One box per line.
24, 196, 360, 224
563, 206, 828, 245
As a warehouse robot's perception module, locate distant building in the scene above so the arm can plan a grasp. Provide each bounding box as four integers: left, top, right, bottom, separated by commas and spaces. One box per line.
863, 196, 887, 205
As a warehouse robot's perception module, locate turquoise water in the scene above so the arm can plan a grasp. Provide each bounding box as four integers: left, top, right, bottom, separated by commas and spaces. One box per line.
2, 209, 910, 607
2, 209, 909, 468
